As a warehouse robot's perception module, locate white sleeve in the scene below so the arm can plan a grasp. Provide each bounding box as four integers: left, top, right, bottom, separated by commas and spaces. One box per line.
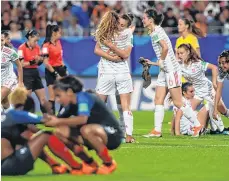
126, 30, 133, 47
151, 27, 164, 43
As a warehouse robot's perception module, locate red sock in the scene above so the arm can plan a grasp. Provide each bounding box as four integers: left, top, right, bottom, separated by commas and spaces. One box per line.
48, 135, 81, 169
74, 145, 94, 164
98, 146, 112, 163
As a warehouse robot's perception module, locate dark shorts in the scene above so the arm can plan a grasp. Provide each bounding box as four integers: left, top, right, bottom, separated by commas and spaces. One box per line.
1, 145, 34, 175
23, 68, 44, 91
69, 124, 122, 151
45, 66, 67, 86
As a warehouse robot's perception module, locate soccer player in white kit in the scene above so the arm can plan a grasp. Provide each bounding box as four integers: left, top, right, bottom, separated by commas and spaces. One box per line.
141, 8, 202, 137
213, 50, 229, 120
177, 44, 227, 132
1, 31, 23, 111
93, 11, 135, 143
172, 82, 209, 136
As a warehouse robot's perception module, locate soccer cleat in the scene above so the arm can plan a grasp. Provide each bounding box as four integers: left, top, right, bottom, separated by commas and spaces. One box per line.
52, 164, 70, 174
192, 125, 202, 137
96, 160, 117, 175
143, 129, 162, 138
70, 167, 84, 175
222, 130, 229, 135
82, 161, 98, 174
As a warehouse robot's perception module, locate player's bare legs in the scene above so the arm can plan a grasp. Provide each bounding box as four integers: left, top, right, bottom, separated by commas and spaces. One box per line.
96, 93, 108, 102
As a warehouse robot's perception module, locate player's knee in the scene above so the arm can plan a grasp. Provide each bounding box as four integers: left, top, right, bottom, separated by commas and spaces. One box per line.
55, 126, 70, 139
173, 101, 183, 108
80, 125, 91, 138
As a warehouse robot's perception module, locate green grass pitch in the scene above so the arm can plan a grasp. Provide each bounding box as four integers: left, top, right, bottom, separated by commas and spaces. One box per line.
2, 111, 229, 181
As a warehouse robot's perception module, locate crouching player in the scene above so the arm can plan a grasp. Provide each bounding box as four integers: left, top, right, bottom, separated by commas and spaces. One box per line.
45, 75, 123, 174
172, 82, 208, 136
1, 90, 51, 175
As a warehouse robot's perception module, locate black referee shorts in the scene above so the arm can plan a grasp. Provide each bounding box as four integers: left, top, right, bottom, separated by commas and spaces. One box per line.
23, 68, 44, 91
45, 66, 68, 86
1, 145, 34, 175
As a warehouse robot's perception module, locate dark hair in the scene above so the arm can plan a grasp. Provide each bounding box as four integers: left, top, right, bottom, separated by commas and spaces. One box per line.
43, 24, 60, 44
178, 43, 202, 64
15, 96, 35, 113
53, 75, 83, 93
181, 18, 205, 38
25, 29, 39, 39
1, 30, 9, 37
219, 50, 229, 63
121, 13, 134, 27
182, 82, 193, 95
144, 8, 164, 25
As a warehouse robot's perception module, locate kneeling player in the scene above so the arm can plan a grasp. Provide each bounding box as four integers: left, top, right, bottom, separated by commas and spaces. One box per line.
45, 75, 123, 174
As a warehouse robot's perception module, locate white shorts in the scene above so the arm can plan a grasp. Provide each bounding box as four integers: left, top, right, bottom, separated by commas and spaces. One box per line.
194, 89, 215, 105
156, 70, 182, 89
1, 77, 18, 91
96, 73, 133, 95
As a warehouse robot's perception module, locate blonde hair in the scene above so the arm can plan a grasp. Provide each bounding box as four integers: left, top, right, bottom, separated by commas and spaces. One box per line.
9, 87, 28, 106
92, 11, 119, 44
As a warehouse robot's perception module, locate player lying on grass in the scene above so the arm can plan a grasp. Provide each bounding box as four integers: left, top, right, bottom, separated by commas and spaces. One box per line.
177, 44, 228, 133
213, 50, 229, 120
44, 75, 123, 175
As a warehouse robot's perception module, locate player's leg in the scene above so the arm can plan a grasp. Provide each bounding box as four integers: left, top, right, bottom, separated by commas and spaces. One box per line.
190, 97, 202, 110
115, 94, 125, 134
217, 99, 229, 119
54, 126, 98, 174
1, 86, 10, 102
80, 124, 119, 174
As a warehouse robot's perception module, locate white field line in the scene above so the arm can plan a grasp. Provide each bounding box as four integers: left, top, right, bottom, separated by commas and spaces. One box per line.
121, 145, 229, 149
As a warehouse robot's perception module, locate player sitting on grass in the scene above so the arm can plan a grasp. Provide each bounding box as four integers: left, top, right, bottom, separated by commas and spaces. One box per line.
1, 88, 52, 175
171, 82, 207, 137
44, 75, 123, 175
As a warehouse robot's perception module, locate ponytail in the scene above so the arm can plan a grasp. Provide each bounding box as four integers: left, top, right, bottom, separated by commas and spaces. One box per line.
43, 24, 60, 45
183, 19, 206, 38
145, 8, 164, 25
25, 29, 39, 39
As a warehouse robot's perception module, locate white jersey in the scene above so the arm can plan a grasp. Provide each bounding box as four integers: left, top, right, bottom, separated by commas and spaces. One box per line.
217, 67, 229, 82
173, 97, 194, 135
1, 46, 18, 81
150, 26, 180, 72
98, 28, 133, 74
181, 61, 212, 98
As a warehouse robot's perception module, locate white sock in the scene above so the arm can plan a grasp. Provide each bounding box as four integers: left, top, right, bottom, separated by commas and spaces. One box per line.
117, 104, 125, 133
223, 109, 229, 118
123, 111, 133, 136
154, 105, 164, 132
180, 105, 201, 127
209, 104, 224, 132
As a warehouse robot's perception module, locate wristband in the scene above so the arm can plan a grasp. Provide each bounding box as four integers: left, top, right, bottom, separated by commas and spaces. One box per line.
52, 71, 59, 77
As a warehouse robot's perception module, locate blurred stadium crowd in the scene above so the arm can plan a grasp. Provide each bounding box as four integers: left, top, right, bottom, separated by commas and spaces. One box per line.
1, 1, 229, 38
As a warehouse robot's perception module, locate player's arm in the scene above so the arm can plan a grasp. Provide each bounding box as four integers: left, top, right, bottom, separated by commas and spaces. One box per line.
158, 40, 168, 61
15, 59, 23, 87
94, 42, 121, 62
104, 42, 132, 60
175, 109, 183, 136
8, 110, 43, 124
206, 63, 218, 90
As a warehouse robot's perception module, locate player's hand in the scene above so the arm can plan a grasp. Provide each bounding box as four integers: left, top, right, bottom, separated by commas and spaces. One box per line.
18, 82, 24, 87
111, 55, 122, 62
103, 40, 114, 48
45, 115, 60, 127
213, 83, 217, 90
158, 59, 165, 70
213, 110, 219, 120
145, 59, 157, 66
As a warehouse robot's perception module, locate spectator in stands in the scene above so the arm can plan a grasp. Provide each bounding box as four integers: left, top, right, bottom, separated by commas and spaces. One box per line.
10, 22, 22, 39
1, 11, 12, 31
207, 10, 222, 34
162, 7, 178, 34
62, 7, 72, 36
219, 6, 229, 25
68, 17, 83, 37
91, 1, 110, 27
195, 13, 208, 35
22, 19, 33, 37
183, 8, 194, 21
113, 1, 124, 14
